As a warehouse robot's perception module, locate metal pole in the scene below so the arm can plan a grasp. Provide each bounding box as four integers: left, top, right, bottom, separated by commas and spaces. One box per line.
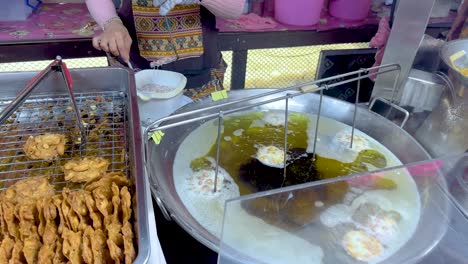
214, 111, 224, 193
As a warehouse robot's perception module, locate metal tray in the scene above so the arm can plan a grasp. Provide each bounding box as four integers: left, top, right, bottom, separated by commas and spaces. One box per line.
0, 67, 150, 264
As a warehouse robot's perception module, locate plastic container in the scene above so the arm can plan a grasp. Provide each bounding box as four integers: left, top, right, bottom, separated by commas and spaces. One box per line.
135, 69, 187, 101
329, 0, 371, 21
274, 0, 324, 26
0, 0, 41, 22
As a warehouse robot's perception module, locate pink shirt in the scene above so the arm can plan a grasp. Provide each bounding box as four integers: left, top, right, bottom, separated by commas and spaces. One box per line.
86, 0, 245, 29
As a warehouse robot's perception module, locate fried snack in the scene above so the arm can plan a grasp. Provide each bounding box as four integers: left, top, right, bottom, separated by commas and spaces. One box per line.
111, 183, 121, 225
84, 172, 129, 193
343, 230, 383, 262
82, 227, 93, 264
37, 244, 55, 264
52, 195, 65, 235
67, 190, 91, 232
53, 238, 66, 264
61, 190, 80, 233
36, 199, 46, 238
84, 192, 102, 230
2, 201, 19, 240
0, 250, 7, 264
120, 187, 136, 264
15, 202, 37, 241
4, 177, 54, 204
62, 228, 83, 264
0, 193, 6, 238
23, 231, 42, 264
122, 222, 136, 264
37, 197, 59, 264
0, 236, 14, 263
23, 134, 66, 161
90, 229, 110, 264
107, 238, 124, 264
10, 240, 25, 263
120, 187, 131, 224
63, 157, 110, 183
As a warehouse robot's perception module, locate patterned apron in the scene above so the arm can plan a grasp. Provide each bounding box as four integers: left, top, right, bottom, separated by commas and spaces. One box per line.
131, 1, 226, 100
132, 1, 204, 61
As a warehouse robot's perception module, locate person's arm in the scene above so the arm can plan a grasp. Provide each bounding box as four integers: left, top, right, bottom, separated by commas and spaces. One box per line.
201, 0, 245, 20
85, 0, 132, 62
448, 0, 468, 41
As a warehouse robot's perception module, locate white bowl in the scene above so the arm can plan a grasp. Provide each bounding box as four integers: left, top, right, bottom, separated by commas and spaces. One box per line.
135, 69, 187, 101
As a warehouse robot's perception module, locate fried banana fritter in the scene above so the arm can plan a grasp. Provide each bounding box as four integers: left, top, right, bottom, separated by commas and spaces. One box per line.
23, 134, 66, 161
63, 157, 110, 183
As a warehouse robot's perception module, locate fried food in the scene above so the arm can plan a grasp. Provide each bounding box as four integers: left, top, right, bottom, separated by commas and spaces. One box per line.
84, 192, 102, 230
90, 229, 110, 264
23, 134, 66, 161
4, 177, 54, 204
0, 173, 136, 264
120, 187, 131, 223
15, 202, 37, 241
1, 201, 19, 240
37, 244, 55, 264
122, 222, 136, 264
23, 231, 42, 264
107, 238, 124, 264
84, 172, 129, 192
0, 236, 14, 263
10, 240, 25, 263
66, 190, 90, 232
53, 238, 66, 264
82, 227, 93, 264
342, 230, 383, 262
111, 183, 121, 225
62, 228, 83, 264
63, 157, 110, 183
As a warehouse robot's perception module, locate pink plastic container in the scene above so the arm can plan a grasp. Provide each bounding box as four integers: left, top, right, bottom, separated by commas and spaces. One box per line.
329, 0, 372, 21
274, 0, 324, 26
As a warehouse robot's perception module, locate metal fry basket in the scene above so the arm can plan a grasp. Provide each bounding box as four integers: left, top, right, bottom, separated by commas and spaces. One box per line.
0, 66, 150, 264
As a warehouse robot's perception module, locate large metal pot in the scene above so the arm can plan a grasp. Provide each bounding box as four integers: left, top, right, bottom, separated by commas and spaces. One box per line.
146, 89, 448, 260
440, 39, 468, 99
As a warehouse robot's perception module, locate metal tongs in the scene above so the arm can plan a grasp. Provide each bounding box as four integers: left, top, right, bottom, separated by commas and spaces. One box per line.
0, 56, 87, 145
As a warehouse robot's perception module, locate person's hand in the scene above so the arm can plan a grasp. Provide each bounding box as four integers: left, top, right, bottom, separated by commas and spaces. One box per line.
153, 0, 200, 16
92, 20, 132, 63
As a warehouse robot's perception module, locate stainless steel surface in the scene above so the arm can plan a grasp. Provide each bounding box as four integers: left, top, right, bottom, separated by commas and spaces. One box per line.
282, 96, 289, 180
0, 59, 54, 125
214, 112, 224, 193
400, 69, 445, 111
145, 64, 401, 134
145, 87, 431, 252
350, 72, 361, 149
369, 97, 410, 128
0, 67, 150, 264
311, 89, 324, 161
440, 39, 468, 99
0, 57, 87, 146
373, 0, 436, 102
414, 71, 468, 158
58, 58, 87, 146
